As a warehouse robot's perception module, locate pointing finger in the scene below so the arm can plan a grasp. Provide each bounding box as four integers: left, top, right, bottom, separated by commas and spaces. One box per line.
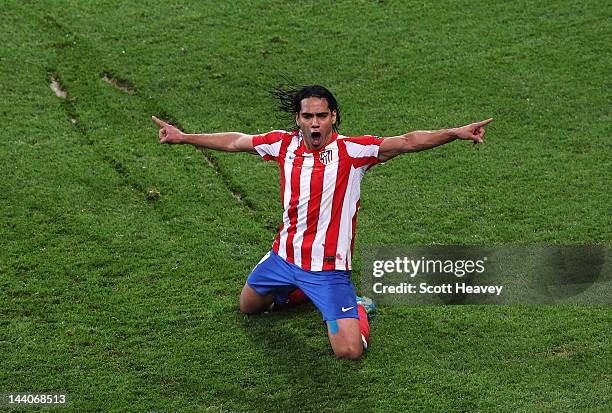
475, 118, 494, 127
151, 115, 168, 128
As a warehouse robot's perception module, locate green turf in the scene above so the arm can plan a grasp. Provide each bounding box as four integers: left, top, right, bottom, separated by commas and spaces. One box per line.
1, 0, 610, 412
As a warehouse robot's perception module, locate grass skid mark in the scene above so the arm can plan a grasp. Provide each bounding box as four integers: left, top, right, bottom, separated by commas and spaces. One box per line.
101, 72, 135, 93
200, 149, 250, 207
49, 73, 67, 99
48, 71, 88, 139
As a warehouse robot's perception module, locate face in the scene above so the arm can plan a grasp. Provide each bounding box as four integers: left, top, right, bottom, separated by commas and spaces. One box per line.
295, 97, 337, 150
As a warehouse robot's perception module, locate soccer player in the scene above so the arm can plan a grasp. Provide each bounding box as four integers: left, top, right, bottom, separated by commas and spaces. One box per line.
152, 85, 493, 359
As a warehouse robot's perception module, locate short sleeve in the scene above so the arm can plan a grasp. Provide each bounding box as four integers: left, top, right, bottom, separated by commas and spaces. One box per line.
252, 130, 287, 161
343, 135, 383, 169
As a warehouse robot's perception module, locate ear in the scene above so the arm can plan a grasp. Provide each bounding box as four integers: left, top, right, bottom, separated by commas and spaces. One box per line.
295, 112, 300, 126
331, 110, 337, 126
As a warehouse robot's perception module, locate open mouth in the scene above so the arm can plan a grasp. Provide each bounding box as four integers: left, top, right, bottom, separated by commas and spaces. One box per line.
311, 131, 321, 146
311, 132, 322, 148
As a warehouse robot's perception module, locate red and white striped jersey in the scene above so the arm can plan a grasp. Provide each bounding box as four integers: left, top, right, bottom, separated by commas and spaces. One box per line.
252, 130, 382, 271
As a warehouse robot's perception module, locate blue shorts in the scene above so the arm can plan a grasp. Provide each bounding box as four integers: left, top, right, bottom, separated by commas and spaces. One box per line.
247, 250, 358, 321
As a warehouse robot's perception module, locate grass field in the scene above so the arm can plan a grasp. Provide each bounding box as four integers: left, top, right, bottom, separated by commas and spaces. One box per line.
1, 1, 610, 411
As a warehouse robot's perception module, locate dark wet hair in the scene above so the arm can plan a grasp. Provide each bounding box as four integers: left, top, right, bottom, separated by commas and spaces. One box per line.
271, 84, 341, 131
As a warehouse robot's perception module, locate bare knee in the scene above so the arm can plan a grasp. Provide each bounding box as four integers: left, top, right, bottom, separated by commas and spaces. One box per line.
239, 296, 265, 314
239, 301, 256, 314
334, 344, 363, 360
239, 284, 272, 314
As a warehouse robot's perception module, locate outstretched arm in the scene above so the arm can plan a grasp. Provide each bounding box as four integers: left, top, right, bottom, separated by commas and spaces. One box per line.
377, 118, 494, 162
151, 116, 257, 154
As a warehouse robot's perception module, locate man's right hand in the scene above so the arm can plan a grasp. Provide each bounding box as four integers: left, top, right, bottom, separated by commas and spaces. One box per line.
452, 118, 494, 144
152, 116, 184, 144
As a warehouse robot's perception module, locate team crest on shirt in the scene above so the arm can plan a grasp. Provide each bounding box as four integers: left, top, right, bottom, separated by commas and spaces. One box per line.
319, 149, 333, 165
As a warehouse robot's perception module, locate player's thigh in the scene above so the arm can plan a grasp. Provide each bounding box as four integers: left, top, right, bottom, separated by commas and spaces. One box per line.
239, 283, 274, 314
326, 317, 363, 359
